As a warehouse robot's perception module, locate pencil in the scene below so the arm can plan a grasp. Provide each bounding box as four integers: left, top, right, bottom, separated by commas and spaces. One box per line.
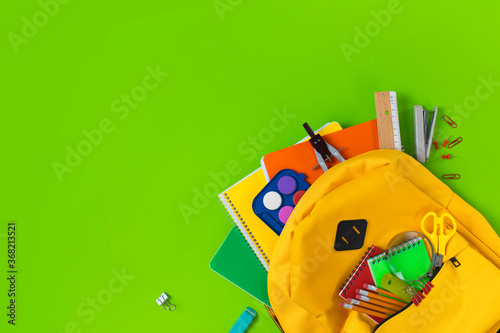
356, 289, 407, 307
363, 284, 407, 302
356, 295, 404, 311
339, 302, 389, 319
346, 298, 396, 314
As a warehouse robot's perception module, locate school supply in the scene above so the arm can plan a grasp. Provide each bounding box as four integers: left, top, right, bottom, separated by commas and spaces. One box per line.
261, 119, 378, 183
442, 174, 461, 179
339, 246, 383, 299
442, 154, 456, 159
356, 289, 407, 307
268, 149, 500, 332
209, 227, 270, 306
380, 274, 413, 302
442, 114, 458, 128
368, 237, 432, 287
252, 169, 310, 235
362, 284, 406, 302
414, 276, 434, 296
218, 123, 343, 269
339, 302, 389, 320
347, 298, 396, 314
261, 122, 343, 182
402, 285, 425, 306
302, 122, 345, 172
219, 169, 275, 269
339, 245, 384, 324
355, 295, 404, 312
229, 307, 257, 333
374, 91, 402, 150
413, 105, 438, 163
421, 212, 458, 264
155, 292, 176, 311
448, 137, 463, 148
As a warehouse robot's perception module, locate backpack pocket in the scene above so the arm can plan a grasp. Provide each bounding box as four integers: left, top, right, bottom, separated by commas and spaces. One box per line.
373, 241, 500, 333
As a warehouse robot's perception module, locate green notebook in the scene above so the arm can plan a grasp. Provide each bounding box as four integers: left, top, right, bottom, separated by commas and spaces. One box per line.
367, 237, 432, 287
210, 227, 270, 306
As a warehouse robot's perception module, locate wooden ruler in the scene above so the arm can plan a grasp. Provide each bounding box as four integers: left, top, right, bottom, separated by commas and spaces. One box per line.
374, 91, 402, 150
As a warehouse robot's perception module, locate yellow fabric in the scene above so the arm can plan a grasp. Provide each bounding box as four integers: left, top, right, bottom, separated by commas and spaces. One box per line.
268, 149, 500, 333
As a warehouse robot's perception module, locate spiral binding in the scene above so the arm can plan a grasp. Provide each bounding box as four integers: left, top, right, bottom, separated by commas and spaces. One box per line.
222, 193, 271, 265
339, 247, 377, 293
370, 237, 423, 265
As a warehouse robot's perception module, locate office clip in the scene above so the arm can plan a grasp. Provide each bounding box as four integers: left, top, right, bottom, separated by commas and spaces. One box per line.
448, 137, 463, 148
415, 276, 434, 296
442, 114, 457, 128
303, 122, 345, 172
442, 174, 461, 180
404, 286, 425, 306
156, 292, 176, 311
414, 106, 438, 163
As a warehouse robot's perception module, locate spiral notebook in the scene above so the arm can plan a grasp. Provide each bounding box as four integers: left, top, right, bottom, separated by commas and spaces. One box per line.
367, 237, 432, 288
261, 119, 379, 183
219, 168, 276, 270
218, 122, 343, 270
210, 227, 270, 306
339, 245, 384, 324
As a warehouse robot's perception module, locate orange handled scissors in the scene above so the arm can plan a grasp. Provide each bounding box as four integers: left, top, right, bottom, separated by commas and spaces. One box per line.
420, 212, 457, 256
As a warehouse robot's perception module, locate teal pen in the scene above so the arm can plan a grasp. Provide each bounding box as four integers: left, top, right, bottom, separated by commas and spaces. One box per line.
229, 307, 257, 333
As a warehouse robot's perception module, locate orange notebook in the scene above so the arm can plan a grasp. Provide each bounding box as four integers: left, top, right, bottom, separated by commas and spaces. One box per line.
261, 119, 379, 184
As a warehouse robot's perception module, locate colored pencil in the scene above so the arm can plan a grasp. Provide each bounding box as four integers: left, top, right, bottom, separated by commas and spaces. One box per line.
363, 283, 407, 302
356, 289, 407, 307
356, 295, 404, 311
339, 302, 389, 319
347, 298, 396, 314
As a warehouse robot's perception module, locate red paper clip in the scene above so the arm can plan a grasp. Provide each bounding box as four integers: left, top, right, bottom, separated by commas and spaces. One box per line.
442, 115, 457, 128
442, 174, 461, 180
441, 136, 452, 147
448, 137, 463, 148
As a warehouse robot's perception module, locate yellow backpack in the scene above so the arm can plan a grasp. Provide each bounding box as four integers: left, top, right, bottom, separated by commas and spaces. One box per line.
268, 149, 500, 333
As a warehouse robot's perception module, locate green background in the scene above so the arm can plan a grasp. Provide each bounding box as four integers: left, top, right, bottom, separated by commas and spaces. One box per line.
2, 0, 500, 332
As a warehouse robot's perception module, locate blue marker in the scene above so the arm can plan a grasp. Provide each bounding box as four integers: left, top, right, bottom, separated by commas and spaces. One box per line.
229, 307, 257, 333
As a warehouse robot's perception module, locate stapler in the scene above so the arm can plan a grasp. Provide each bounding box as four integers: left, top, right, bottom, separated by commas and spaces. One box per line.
413, 106, 438, 163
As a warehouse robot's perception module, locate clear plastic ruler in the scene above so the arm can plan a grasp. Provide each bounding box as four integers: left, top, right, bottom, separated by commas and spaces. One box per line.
375, 91, 402, 151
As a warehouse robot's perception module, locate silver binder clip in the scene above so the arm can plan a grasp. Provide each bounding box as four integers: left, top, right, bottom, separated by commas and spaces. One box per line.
156, 292, 176, 311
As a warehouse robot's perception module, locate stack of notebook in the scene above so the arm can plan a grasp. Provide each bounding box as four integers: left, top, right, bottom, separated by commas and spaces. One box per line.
210, 120, 380, 306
